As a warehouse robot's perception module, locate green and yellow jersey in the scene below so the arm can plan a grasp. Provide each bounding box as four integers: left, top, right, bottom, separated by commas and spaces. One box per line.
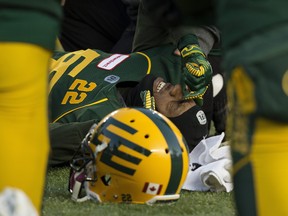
217, 0, 288, 50
49, 45, 184, 123
0, 0, 61, 50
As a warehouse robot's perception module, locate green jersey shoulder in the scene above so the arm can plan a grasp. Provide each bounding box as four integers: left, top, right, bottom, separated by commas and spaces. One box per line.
49, 46, 182, 123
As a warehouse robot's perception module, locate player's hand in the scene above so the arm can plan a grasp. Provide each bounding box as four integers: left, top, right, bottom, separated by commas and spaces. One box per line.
153, 77, 195, 118
183, 86, 208, 106
178, 34, 212, 105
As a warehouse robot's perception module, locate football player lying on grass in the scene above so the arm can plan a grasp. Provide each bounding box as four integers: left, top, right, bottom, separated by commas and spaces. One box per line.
48, 15, 215, 165
49, 67, 208, 166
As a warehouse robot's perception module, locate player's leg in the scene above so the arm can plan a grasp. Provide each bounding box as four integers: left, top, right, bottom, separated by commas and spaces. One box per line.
230, 115, 288, 216
227, 55, 288, 215
226, 65, 257, 215
0, 2, 61, 213
252, 118, 288, 216
248, 53, 288, 216
0, 43, 52, 212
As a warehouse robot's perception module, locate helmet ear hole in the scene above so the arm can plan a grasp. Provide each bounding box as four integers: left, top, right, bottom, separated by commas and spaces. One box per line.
144, 134, 149, 139
130, 119, 135, 123
165, 148, 169, 154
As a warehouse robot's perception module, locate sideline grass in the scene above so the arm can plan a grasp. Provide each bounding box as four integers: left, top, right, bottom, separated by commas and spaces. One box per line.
43, 167, 236, 216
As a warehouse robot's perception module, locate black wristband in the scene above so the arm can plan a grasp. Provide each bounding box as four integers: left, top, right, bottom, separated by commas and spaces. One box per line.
169, 105, 208, 152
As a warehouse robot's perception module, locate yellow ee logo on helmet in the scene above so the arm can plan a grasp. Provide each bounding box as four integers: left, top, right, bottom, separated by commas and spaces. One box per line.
96, 117, 152, 176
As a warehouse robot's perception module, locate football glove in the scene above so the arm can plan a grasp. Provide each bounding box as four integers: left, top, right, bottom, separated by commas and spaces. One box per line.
184, 86, 208, 106
178, 34, 212, 105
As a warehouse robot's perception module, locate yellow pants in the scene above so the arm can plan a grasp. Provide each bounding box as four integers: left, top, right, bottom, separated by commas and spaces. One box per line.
252, 119, 288, 216
0, 43, 51, 213
229, 66, 288, 216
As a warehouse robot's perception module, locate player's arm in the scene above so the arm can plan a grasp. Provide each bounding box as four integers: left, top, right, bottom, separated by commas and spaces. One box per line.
133, 0, 220, 53
132, 0, 173, 52
49, 120, 97, 166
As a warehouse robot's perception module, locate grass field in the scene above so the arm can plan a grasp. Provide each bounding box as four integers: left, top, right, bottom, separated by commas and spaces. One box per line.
43, 166, 236, 216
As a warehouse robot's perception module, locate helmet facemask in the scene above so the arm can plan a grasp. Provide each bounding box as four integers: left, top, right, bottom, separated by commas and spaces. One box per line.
69, 123, 107, 202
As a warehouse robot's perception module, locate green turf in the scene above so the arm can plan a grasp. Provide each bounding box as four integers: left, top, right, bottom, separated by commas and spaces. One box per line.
43, 167, 236, 216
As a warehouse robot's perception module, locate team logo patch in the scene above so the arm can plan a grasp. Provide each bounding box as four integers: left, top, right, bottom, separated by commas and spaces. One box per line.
104, 75, 120, 83
97, 54, 129, 70
142, 182, 163, 195
196, 110, 207, 125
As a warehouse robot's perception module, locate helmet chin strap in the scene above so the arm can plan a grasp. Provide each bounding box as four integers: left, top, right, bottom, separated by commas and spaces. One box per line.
70, 170, 90, 202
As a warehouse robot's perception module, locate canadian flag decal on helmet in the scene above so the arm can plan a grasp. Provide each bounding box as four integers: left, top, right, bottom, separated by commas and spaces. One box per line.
142, 182, 163, 195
